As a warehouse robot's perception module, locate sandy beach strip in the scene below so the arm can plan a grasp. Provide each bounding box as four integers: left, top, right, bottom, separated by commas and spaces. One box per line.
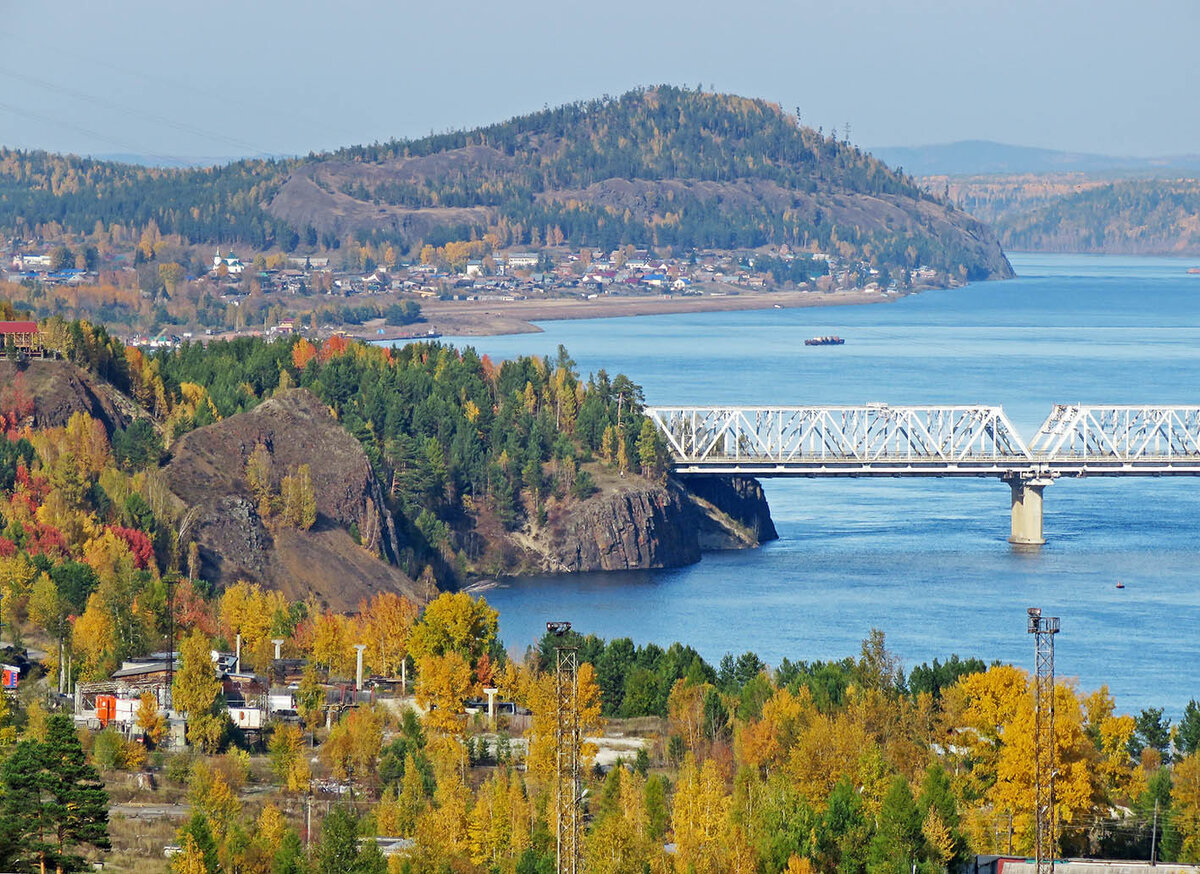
365, 288, 901, 339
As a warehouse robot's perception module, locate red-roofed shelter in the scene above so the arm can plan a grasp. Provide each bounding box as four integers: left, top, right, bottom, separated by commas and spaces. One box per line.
0, 321, 44, 357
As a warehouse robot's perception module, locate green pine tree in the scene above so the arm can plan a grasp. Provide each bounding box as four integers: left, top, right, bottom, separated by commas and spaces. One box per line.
316, 804, 360, 874
0, 714, 110, 874
867, 776, 924, 874
1178, 699, 1200, 757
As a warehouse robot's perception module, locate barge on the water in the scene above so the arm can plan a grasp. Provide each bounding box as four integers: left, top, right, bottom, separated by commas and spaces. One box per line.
805, 335, 845, 346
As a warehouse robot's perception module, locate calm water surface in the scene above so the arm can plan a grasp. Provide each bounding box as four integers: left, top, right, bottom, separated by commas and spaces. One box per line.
436, 254, 1200, 715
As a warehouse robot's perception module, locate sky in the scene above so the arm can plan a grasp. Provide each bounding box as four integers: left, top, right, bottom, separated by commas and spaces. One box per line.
0, 0, 1197, 163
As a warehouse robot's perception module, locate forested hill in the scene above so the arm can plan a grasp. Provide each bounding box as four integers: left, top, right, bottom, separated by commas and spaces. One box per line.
996, 179, 1200, 255
0, 86, 1012, 280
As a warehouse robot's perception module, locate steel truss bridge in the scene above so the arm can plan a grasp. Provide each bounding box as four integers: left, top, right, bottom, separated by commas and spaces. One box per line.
647, 404, 1200, 544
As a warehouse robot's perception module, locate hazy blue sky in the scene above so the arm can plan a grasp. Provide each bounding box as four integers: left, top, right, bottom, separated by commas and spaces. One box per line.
1, 0, 1196, 162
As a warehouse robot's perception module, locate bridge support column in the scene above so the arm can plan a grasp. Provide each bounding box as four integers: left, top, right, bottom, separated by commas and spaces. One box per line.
1005, 476, 1053, 546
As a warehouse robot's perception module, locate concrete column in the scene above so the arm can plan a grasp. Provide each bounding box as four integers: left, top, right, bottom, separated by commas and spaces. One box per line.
483, 686, 499, 728
354, 644, 367, 691
235, 633, 242, 674
1007, 477, 1052, 546
272, 639, 284, 660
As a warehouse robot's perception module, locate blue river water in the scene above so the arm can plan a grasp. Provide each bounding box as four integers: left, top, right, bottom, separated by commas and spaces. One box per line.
433, 254, 1200, 716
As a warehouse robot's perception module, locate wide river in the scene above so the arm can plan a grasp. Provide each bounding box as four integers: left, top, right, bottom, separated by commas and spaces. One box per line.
438, 254, 1200, 716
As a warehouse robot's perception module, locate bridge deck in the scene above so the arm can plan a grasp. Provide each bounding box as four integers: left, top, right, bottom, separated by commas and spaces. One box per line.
649, 404, 1200, 479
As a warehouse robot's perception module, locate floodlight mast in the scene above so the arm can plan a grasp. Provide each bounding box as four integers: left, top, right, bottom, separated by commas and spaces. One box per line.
547, 621, 580, 874
1028, 607, 1061, 874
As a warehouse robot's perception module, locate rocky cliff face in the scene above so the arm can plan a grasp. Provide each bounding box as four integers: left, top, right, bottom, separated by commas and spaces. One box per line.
164, 389, 416, 608
158, 389, 777, 590
527, 474, 776, 574
679, 475, 779, 547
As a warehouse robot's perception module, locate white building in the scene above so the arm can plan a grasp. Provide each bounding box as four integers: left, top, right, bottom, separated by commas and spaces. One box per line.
213, 249, 245, 275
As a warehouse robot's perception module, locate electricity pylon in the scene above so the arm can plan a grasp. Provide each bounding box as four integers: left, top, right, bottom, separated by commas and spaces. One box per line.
1028, 607, 1061, 874
548, 621, 581, 874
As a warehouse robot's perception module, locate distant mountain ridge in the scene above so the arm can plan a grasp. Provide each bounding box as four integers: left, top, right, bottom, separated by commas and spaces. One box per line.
0, 87, 1013, 281
996, 179, 1200, 255
869, 140, 1200, 177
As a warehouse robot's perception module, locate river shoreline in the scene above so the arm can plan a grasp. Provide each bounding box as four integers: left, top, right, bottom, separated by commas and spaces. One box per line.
357, 285, 942, 340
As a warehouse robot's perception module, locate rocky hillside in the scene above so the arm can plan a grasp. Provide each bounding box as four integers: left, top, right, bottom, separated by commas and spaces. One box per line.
0, 359, 133, 434
0, 87, 1012, 280
270, 87, 1012, 280
996, 178, 1200, 255
163, 389, 417, 609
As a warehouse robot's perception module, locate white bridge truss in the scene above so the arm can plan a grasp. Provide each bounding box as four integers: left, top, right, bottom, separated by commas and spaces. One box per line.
647, 404, 1200, 478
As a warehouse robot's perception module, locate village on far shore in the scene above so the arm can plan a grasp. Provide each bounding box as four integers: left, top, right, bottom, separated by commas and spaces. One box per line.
5, 237, 955, 349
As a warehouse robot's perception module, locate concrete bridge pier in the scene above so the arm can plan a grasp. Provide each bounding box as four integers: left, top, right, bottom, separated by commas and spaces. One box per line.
1005, 476, 1054, 546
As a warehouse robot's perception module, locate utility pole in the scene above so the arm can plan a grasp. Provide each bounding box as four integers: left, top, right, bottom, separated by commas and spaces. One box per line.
547, 621, 580, 874
1028, 607, 1061, 874
165, 577, 176, 711
1150, 798, 1159, 866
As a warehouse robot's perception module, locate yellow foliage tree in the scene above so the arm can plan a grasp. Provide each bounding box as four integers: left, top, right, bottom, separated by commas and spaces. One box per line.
468, 770, 516, 869
672, 754, 730, 873
308, 610, 356, 677
736, 685, 813, 776
357, 592, 419, 678
268, 722, 311, 793
786, 711, 876, 805
220, 581, 287, 670
667, 678, 710, 757
189, 760, 243, 840
408, 591, 498, 668
174, 630, 226, 752
415, 651, 474, 736
991, 682, 1102, 855
322, 706, 384, 790
172, 834, 211, 874
1172, 752, 1200, 860
525, 661, 604, 784
414, 768, 472, 871
72, 592, 116, 680
136, 691, 166, 747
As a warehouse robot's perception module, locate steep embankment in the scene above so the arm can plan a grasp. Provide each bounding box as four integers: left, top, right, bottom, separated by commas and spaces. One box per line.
164, 388, 419, 609
0, 360, 134, 434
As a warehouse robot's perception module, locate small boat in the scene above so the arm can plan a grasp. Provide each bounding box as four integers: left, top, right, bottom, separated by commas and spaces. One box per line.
1115, 580, 1125, 589
1188, 267, 1200, 274
805, 335, 845, 346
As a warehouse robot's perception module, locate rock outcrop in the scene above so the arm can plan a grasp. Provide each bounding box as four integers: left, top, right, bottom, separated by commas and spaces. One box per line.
531, 474, 776, 574
679, 475, 779, 548
164, 389, 417, 608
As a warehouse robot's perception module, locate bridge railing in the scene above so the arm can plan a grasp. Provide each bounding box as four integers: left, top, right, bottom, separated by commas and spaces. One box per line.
646, 405, 1033, 464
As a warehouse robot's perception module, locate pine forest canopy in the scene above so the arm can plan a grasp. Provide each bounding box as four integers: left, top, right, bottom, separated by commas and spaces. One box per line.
0, 86, 1012, 280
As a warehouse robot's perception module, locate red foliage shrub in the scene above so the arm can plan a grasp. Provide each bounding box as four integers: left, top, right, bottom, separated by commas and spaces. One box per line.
108, 525, 156, 570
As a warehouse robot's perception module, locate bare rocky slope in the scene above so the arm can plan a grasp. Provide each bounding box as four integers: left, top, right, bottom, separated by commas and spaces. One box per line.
0, 360, 134, 434
163, 389, 418, 609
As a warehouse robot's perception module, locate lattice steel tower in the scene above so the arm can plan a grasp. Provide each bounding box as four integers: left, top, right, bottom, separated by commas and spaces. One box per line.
1027, 608, 1061, 874
547, 621, 581, 874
